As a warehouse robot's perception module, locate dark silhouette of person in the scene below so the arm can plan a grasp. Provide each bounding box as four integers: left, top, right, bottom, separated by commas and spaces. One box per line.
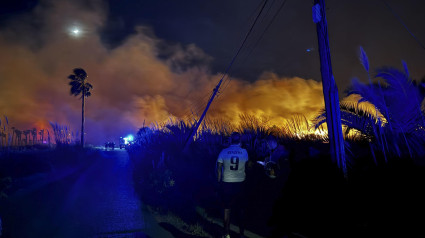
216, 132, 249, 238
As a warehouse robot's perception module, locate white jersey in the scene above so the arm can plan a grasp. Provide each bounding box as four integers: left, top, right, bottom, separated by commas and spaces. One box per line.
217, 144, 249, 182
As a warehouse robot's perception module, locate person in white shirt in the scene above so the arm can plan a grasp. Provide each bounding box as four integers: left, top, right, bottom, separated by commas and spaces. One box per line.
216, 132, 249, 238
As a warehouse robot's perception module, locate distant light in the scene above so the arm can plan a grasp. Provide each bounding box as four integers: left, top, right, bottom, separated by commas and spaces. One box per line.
68, 25, 84, 38
123, 134, 134, 145
306, 47, 314, 52
70, 27, 81, 37
126, 135, 134, 141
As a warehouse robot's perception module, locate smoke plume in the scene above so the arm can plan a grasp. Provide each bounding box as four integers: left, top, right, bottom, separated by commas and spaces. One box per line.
0, 0, 325, 144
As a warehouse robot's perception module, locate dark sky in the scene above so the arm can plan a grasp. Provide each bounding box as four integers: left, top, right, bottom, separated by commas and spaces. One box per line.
102, 0, 425, 90
3, 0, 425, 89
1, 0, 424, 144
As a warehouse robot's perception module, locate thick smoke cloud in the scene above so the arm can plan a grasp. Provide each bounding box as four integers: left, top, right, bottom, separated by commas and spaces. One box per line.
0, 0, 324, 144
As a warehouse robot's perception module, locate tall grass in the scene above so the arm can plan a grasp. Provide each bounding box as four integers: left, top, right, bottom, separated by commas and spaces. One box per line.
0, 117, 78, 152
49, 122, 79, 145
128, 113, 333, 231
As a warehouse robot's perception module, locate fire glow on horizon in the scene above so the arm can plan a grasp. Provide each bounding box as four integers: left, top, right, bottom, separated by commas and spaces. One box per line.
0, 0, 330, 144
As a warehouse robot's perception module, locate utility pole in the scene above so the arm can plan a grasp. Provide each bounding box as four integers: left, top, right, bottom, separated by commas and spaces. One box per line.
313, 0, 347, 177
183, 80, 223, 151
182, 0, 270, 151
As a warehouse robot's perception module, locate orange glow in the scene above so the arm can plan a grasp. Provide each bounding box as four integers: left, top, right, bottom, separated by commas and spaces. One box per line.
0, 1, 328, 144
33, 120, 51, 131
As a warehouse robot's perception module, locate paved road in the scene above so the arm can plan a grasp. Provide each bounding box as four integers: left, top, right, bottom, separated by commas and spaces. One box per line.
0, 149, 173, 238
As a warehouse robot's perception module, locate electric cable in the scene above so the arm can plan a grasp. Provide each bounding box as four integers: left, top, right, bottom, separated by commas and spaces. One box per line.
381, 0, 425, 51
219, 0, 289, 97
185, 0, 283, 148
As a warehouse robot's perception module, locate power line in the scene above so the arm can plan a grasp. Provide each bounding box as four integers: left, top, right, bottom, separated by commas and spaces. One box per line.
178, 0, 283, 124
183, 0, 271, 149
219, 0, 289, 96
179, 91, 213, 120
243, 0, 289, 65
180, 93, 213, 123
381, 0, 425, 51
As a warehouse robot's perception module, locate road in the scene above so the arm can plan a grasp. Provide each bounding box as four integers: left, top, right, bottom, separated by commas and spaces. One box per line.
0, 149, 173, 238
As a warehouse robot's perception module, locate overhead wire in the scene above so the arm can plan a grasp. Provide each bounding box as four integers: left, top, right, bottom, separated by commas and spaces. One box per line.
186, 0, 271, 115
218, 0, 269, 83
183, 0, 272, 148
218, 0, 289, 98
218, 0, 277, 96
180, 92, 213, 123
179, 90, 213, 120
176, 1, 269, 123
381, 0, 425, 51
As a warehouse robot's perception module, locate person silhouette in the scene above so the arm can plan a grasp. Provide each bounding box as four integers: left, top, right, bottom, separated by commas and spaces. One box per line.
216, 132, 249, 238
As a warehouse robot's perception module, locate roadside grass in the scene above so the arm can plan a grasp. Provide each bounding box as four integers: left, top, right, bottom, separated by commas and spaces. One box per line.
128, 118, 335, 237
129, 117, 425, 238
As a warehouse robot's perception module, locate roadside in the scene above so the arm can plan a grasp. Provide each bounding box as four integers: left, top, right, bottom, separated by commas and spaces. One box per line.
0, 149, 175, 238
144, 205, 265, 238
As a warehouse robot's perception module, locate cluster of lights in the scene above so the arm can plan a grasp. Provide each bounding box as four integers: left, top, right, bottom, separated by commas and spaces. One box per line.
122, 135, 134, 145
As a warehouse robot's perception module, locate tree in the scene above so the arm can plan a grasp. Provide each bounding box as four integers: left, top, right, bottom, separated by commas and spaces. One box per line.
23, 130, 30, 145
10, 127, 15, 147
68, 68, 93, 147
39, 129, 44, 143
15, 129, 22, 147
32, 128, 37, 145
315, 57, 425, 160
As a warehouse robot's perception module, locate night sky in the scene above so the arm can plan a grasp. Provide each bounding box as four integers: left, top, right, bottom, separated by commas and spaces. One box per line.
1, 0, 424, 144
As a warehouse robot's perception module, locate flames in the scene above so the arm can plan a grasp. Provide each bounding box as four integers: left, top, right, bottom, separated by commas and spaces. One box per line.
0, 0, 331, 144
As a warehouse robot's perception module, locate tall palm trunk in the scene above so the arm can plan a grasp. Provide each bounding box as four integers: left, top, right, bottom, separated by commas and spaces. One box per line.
68, 68, 91, 147
32, 129, 37, 145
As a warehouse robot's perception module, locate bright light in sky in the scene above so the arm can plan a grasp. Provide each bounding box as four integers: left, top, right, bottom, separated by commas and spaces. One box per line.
68, 25, 84, 38
70, 27, 81, 37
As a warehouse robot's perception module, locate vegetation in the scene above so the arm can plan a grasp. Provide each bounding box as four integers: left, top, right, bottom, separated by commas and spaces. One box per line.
127, 115, 338, 237
128, 52, 425, 237
1, 51, 424, 237
315, 48, 425, 163
68, 68, 93, 148
0, 116, 54, 151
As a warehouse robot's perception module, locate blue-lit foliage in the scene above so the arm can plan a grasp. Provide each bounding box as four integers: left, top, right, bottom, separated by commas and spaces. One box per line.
128, 115, 333, 236
315, 48, 425, 161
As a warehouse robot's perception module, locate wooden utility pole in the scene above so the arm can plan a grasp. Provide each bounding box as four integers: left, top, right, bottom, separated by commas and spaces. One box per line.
182, 0, 269, 151
183, 80, 223, 150
313, 0, 347, 177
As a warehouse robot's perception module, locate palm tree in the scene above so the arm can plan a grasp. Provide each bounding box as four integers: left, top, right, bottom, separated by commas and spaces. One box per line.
68, 68, 93, 147
23, 130, 30, 146
15, 129, 22, 147
32, 128, 37, 145
0, 132, 5, 148
315, 48, 425, 160
39, 129, 44, 143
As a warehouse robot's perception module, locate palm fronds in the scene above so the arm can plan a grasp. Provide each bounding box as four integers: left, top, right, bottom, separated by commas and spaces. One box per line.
317, 58, 425, 160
